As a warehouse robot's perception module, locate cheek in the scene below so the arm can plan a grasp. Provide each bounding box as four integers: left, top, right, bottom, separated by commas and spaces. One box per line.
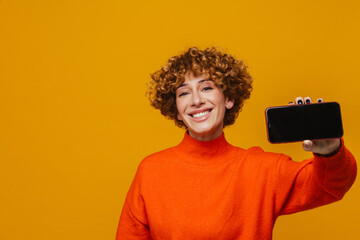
175, 99, 181, 112
175, 99, 184, 120
211, 92, 226, 107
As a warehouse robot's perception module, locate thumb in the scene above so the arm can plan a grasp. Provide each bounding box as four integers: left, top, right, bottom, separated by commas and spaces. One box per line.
302, 140, 325, 153
303, 140, 314, 152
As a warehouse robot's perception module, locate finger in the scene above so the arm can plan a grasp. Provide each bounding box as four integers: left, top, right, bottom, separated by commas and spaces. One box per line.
288, 101, 295, 105
316, 98, 324, 103
295, 97, 304, 105
304, 96, 312, 104
303, 140, 313, 151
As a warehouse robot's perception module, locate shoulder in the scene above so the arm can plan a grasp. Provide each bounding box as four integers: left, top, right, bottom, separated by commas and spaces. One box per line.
137, 146, 176, 170
238, 146, 295, 170
244, 146, 285, 160
132, 147, 180, 187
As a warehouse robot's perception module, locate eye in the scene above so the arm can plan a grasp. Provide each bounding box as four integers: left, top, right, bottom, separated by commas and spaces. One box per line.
178, 92, 189, 97
203, 87, 213, 91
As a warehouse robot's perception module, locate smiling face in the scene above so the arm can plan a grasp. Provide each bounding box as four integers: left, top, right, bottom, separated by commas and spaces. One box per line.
176, 71, 234, 141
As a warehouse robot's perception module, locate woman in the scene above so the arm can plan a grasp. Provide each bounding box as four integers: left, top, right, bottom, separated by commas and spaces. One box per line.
116, 47, 357, 239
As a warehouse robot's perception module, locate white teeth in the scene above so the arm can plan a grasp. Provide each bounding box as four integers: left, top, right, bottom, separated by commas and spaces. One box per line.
192, 111, 210, 118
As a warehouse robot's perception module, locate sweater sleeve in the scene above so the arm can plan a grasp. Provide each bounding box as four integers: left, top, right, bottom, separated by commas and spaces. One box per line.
274, 138, 357, 216
116, 163, 152, 240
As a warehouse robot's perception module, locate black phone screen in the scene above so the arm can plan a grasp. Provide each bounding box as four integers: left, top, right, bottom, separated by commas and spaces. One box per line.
265, 102, 343, 143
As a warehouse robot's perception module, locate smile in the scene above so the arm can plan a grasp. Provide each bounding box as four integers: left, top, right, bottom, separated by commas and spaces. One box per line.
192, 110, 210, 118
188, 109, 213, 122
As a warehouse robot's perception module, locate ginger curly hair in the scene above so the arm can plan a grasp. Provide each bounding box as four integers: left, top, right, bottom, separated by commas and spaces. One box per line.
147, 47, 253, 128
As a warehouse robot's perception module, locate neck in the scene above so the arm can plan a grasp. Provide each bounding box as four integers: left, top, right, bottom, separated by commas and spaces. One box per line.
188, 128, 223, 141
172, 131, 239, 166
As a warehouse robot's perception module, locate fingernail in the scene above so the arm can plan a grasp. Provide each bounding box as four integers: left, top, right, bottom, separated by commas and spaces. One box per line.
305, 99, 310, 104
303, 141, 311, 149
297, 99, 303, 104
288, 101, 294, 104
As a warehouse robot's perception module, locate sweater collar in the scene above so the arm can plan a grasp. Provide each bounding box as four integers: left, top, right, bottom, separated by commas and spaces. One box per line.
172, 131, 234, 165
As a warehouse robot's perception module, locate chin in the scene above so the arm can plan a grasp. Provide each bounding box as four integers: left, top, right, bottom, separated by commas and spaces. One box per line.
190, 124, 213, 134
189, 124, 221, 138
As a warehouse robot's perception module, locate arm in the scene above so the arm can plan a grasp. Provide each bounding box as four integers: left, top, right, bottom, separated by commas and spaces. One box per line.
116, 164, 151, 240
116, 200, 151, 240
274, 138, 357, 215
275, 97, 357, 214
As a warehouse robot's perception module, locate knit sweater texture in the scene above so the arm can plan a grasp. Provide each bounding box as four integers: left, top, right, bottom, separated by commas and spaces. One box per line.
116, 132, 357, 240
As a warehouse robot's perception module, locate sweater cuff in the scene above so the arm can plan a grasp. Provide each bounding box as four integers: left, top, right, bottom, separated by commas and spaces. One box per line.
313, 138, 346, 170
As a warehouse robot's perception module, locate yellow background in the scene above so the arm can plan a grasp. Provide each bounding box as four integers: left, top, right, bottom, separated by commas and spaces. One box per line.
0, 0, 359, 239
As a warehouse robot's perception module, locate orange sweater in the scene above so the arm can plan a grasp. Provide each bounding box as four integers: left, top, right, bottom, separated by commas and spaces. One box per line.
116, 133, 357, 239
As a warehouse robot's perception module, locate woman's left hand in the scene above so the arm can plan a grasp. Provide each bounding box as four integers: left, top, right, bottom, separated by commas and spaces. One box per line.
289, 96, 341, 156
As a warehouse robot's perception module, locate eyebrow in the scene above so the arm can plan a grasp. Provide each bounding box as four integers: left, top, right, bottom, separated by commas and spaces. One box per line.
176, 79, 212, 89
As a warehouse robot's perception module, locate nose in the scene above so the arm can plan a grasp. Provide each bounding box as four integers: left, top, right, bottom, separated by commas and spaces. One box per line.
191, 90, 205, 107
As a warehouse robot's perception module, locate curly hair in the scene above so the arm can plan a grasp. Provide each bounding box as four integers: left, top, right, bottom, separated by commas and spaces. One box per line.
147, 47, 253, 128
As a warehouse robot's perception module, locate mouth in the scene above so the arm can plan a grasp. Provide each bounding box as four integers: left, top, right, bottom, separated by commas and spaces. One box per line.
189, 109, 212, 119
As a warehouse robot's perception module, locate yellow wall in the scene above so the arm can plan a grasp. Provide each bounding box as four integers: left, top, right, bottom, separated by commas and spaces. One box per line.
0, 0, 359, 239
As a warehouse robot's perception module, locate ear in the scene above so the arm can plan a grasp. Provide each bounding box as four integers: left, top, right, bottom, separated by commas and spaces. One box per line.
225, 98, 234, 109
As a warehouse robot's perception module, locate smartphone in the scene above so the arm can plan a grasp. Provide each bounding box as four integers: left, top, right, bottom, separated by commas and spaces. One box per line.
265, 102, 343, 143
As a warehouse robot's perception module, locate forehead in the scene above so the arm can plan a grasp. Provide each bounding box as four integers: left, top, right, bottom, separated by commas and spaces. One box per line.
177, 72, 213, 89
182, 71, 212, 85
173, 70, 212, 92
184, 71, 209, 80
